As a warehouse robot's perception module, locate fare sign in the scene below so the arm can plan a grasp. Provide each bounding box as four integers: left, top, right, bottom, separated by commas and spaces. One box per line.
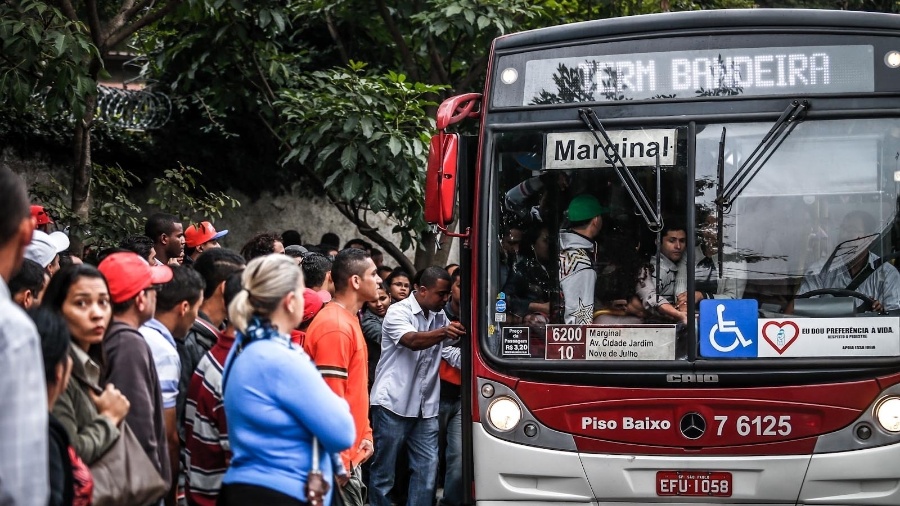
546, 325, 676, 361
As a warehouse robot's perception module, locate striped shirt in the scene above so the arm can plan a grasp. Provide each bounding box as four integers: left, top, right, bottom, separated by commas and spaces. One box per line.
184, 331, 234, 506
140, 318, 181, 409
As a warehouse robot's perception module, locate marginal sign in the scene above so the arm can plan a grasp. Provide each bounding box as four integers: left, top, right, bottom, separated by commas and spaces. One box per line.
545, 129, 677, 170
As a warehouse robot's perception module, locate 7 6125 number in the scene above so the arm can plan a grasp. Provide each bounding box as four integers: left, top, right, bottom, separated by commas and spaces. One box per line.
713, 415, 792, 436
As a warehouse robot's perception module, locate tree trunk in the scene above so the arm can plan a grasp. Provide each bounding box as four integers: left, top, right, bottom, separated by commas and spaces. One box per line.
70, 60, 101, 256
414, 217, 457, 271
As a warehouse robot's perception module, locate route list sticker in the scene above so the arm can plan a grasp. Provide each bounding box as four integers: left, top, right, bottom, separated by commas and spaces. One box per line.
545, 325, 677, 361
502, 327, 530, 357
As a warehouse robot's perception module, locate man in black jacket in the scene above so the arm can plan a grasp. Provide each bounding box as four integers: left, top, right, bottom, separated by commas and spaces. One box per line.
176, 249, 245, 432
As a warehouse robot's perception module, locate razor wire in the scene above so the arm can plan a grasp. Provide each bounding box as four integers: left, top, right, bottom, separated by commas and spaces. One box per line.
95, 84, 172, 130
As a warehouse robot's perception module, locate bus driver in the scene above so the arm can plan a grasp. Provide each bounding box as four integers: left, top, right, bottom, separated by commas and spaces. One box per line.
795, 210, 900, 313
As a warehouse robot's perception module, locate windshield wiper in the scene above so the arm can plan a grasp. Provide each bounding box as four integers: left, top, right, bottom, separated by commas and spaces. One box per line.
716, 100, 809, 211
716, 127, 726, 277
578, 108, 663, 230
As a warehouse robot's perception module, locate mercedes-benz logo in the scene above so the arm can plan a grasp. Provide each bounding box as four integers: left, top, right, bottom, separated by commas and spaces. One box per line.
680, 412, 706, 440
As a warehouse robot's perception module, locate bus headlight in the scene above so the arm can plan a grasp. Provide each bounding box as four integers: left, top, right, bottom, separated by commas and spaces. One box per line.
875, 397, 900, 432
487, 396, 522, 432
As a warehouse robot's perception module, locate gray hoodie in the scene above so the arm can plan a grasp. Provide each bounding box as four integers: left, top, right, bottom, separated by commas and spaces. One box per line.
559, 231, 597, 324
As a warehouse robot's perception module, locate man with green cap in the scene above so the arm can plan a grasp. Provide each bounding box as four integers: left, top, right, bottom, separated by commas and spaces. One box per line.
559, 194, 606, 324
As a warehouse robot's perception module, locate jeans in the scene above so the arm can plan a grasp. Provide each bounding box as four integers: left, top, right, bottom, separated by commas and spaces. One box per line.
368, 406, 439, 506
438, 397, 462, 506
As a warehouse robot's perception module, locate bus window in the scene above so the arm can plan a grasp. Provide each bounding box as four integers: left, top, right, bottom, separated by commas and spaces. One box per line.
489, 127, 690, 361
695, 118, 900, 320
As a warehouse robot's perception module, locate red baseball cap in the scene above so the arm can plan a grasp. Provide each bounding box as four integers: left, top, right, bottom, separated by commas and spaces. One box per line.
98, 252, 174, 304
184, 221, 228, 249
302, 288, 324, 323
31, 205, 53, 227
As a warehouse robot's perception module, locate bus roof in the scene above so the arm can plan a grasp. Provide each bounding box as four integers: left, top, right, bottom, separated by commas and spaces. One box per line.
494, 9, 900, 50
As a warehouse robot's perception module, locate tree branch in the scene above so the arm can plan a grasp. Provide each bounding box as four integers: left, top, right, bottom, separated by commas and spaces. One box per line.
374, 0, 420, 82
55, 0, 78, 21
456, 55, 488, 92
250, 51, 276, 107
104, 0, 182, 50
84, 0, 104, 48
324, 11, 349, 64
426, 36, 450, 85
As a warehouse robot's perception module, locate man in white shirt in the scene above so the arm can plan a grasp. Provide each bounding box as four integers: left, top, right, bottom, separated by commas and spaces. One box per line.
368, 267, 466, 506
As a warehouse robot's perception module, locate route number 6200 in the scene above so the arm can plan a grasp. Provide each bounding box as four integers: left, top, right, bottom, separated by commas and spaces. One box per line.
551, 327, 583, 342
713, 415, 792, 437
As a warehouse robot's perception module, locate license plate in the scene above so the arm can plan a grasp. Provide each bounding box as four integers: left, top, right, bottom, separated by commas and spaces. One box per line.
656, 471, 732, 497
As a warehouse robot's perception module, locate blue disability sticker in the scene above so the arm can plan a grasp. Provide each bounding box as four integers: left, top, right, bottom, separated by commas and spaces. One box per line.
496, 300, 507, 313
699, 299, 758, 358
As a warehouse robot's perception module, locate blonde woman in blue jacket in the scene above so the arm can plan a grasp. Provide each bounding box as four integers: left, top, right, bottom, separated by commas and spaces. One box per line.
221, 254, 355, 506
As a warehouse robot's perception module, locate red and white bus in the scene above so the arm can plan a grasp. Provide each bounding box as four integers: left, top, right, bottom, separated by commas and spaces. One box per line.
425, 9, 900, 505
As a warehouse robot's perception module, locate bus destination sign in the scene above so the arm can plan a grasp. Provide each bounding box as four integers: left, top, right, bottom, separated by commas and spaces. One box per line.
520, 45, 873, 105
545, 129, 677, 170
546, 325, 676, 361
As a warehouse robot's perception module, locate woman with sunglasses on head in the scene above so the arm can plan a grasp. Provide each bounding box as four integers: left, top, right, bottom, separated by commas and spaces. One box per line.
220, 254, 354, 506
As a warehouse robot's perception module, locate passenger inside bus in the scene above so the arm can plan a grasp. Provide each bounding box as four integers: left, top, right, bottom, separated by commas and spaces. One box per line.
793, 210, 900, 313
636, 220, 688, 325
503, 223, 553, 320
675, 209, 747, 308
559, 194, 606, 324
593, 224, 646, 324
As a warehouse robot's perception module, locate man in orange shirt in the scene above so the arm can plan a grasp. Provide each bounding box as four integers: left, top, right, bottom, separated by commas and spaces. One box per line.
304, 248, 381, 499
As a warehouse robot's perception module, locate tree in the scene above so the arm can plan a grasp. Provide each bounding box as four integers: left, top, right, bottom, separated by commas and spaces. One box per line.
142, 0, 544, 269
0, 0, 186, 252
279, 63, 445, 273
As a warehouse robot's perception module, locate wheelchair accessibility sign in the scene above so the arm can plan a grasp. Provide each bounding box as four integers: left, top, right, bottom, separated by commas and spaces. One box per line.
699, 299, 759, 358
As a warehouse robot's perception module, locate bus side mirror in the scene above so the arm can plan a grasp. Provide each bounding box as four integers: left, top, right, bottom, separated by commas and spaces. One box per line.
425, 131, 460, 228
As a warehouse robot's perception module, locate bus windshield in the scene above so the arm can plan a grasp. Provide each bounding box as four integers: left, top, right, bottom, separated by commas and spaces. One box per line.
486, 117, 900, 363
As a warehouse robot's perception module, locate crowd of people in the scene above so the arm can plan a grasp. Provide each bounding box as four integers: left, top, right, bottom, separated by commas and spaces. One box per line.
0, 166, 466, 506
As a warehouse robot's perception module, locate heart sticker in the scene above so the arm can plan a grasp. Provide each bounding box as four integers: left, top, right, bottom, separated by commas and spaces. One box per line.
762, 320, 800, 355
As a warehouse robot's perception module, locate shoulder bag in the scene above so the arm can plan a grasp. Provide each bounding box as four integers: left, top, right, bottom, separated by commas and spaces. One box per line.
90, 421, 168, 506
90, 323, 168, 506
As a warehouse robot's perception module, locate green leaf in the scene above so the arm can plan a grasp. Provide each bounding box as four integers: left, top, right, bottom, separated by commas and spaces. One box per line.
52, 32, 66, 57
388, 136, 402, 156
340, 143, 358, 171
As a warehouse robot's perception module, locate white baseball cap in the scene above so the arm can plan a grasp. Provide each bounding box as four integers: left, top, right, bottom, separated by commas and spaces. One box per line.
25, 231, 70, 268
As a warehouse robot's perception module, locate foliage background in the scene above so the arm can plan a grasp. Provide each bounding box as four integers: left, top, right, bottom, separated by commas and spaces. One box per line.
2, 0, 897, 268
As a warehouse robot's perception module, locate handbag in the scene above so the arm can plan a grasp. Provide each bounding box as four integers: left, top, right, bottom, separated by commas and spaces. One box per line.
333, 464, 367, 506
305, 437, 330, 506
90, 421, 169, 506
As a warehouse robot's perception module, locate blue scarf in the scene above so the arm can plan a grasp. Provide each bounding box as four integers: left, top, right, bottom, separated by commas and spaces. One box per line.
222, 316, 292, 389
